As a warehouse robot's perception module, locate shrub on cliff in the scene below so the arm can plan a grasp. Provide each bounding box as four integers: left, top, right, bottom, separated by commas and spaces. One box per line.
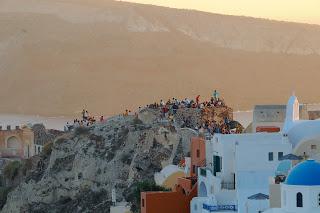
132, 117, 143, 125
42, 141, 53, 156
3, 161, 22, 180
74, 126, 90, 135
0, 187, 13, 209
128, 181, 170, 212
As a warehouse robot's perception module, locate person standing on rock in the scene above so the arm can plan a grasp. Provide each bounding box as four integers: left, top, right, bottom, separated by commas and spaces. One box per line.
82, 109, 85, 120
213, 90, 219, 100
196, 95, 200, 105
84, 110, 89, 120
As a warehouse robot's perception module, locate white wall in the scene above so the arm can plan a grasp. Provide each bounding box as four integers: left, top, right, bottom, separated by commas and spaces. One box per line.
236, 140, 291, 172
246, 199, 269, 213
282, 184, 320, 213
204, 133, 292, 213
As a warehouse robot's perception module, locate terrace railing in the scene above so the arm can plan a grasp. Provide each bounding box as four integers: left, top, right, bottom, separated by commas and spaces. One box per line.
203, 203, 237, 212
221, 182, 235, 190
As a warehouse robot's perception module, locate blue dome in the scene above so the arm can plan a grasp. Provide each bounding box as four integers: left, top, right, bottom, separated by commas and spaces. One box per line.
275, 160, 292, 176
286, 160, 320, 186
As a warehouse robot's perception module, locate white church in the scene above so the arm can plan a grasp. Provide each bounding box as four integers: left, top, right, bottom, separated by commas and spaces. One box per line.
190, 95, 320, 213
265, 159, 320, 213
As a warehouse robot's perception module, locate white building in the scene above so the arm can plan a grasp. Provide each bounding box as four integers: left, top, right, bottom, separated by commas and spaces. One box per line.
282, 96, 320, 159
252, 105, 286, 133
251, 102, 309, 133
191, 132, 291, 213
265, 159, 320, 213
191, 95, 320, 213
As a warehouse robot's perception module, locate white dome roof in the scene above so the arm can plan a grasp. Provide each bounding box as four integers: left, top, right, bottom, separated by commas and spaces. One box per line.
288, 120, 320, 148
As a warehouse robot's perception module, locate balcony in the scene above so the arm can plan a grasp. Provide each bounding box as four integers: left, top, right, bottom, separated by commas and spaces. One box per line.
221, 182, 235, 190
203, 203, 237, 212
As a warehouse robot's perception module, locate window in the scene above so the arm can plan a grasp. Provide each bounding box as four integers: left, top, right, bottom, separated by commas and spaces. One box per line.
196, 149, 200, 158
194, 204, 197, 210
283, 190, 286, 206
297, 192, 303, 207
213, 155, 222, 176
318, 193, 320, 206
200, 168, 207, 177
268, 152, 274, 161
192, 165, 195, 173
6, 136, 20, 149
311, 145, 317, 150
278, 152, 284, 160
142, 199, 145, 207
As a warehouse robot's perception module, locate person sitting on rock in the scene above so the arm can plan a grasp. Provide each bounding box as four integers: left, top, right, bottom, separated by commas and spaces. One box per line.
64, 123, 69, 132
84, 110, 89, 120
82, 109, 86, 120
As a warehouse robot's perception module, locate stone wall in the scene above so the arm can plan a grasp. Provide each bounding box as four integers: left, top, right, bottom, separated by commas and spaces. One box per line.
0, 126, 34, 159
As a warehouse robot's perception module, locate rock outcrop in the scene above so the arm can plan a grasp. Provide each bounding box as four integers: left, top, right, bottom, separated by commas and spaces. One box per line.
32, 124, 63, 146
2, 114, 196, 213
2, 102, 241, 212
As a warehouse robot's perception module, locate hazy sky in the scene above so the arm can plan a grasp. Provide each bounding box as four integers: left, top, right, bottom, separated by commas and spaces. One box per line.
123, 0, 320, 25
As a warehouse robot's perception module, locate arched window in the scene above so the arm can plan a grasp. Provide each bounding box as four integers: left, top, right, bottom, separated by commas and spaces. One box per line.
297, 192, 303, 207
318, 193, 320, 206
6, 136, 20, 149
199, 182, 207, 197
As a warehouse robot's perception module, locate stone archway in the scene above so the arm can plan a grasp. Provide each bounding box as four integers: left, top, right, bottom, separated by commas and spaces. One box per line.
199, 181, 208, 197
6, 136, 21, 149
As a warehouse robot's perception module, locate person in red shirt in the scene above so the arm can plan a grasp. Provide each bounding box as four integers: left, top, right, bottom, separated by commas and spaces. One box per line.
196, 95, 200, 105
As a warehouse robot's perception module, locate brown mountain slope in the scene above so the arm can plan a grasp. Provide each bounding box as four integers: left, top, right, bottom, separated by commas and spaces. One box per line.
0, 0, 320, 116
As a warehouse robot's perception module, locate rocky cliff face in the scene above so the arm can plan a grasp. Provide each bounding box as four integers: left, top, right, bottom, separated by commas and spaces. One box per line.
32, 124, 63, 146
2, 111, 197, 213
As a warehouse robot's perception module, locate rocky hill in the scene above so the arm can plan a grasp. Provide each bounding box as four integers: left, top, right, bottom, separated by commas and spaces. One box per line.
1, 111, 197, 212
1, 0, 320, 116
1, 102, 242, 212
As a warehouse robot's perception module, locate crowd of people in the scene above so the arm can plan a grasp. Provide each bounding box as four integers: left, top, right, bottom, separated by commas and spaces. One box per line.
148, 90, 224, 112
63, 90, 240, 135
146, 90, 238, 134
64, 109, 104, 132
